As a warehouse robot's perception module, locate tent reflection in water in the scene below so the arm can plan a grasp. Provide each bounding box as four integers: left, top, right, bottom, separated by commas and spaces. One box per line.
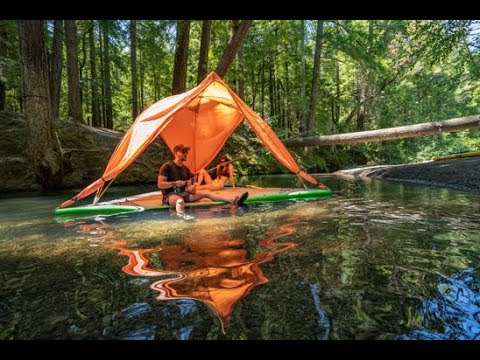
108, 217, 299, 334
59, 71, 326, 209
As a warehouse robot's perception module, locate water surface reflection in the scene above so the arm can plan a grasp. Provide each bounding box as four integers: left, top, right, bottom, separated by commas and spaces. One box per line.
72, 210, 300, 334
2, 176, 480, 339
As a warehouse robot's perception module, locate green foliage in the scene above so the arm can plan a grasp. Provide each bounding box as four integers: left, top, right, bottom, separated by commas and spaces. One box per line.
2, 19, 479, 172
0, 21, 21, 112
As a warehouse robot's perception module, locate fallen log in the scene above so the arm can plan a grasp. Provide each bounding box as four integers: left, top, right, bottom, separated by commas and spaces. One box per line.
283, 115, 480, 147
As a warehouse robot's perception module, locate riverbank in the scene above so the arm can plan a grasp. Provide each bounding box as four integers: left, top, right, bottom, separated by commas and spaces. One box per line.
334, 156, 480, 193
2, 111, 479, 194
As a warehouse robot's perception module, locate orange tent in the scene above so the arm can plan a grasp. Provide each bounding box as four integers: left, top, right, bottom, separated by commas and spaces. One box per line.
59, 72, 323, 208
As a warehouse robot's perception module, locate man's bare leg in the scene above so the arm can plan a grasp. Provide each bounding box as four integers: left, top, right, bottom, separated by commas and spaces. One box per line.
189, 192, 232, 204
189, 191, 248, 206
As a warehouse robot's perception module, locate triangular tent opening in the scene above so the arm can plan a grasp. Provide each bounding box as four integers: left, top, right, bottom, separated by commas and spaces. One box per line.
59, 72, 321, 208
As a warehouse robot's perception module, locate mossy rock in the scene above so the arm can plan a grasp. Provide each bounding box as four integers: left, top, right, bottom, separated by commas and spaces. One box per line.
0, 111, 167, 192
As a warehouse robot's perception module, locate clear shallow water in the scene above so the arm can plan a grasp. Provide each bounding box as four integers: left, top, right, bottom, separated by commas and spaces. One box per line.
1, 175, 479, 340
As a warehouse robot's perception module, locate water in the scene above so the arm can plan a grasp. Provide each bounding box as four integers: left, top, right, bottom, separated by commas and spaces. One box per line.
1, 175, 480, 340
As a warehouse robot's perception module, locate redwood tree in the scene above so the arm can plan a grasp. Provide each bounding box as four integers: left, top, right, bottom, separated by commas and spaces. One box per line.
50, 20, 63, 119
101, 22, 113, 129
0, 22, 7, 110
197, 20, 212, 84
172, 20, 190, 94
130, 20, 138, 120
64, 20, 83, 123
89, 21, 100, 127
18, 20, 64, 188
306, 20, 324, 135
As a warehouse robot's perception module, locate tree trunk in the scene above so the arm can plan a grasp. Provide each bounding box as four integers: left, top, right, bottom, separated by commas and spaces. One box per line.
282, 115, 480, 147
89, 21, 100, 127
334, 60, 340, 126
64, 20, 83, 123
98, 24, 105, 127
260, 58, 265, 119
215, 20, 253, 78
103, 25, 113, 129
79, 30, 87, 84
250, 66, 258, 109
306, 20, 324, 135
153, 65, 158, 100
268, 58, 275, 118
197, 20, 212, 84
354, 21, 375, 132
284, 60, 291, 135
18, 88, 23, 112
354, 66, 365, 131
277, 78, 283, 128
130, 20, 138, 120
229, 20, 245, 99
79, 29, 88, 123
236, 32, 245, 99
139, 49, 144, 110
49, 20, 63, 119
172, 20, 190, 95
0, 23, 6, 111
18, 20, 64, 188
299, 20, 306, 133
0, 81, 4, 111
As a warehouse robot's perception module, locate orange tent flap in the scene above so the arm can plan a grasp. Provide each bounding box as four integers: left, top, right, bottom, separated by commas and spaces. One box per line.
58, 72, 321, 209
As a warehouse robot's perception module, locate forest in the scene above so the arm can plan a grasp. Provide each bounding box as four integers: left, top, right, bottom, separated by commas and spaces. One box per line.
0, 20, 479, 189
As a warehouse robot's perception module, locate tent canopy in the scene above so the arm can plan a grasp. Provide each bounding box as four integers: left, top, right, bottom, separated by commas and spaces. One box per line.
59, 72, 321, 208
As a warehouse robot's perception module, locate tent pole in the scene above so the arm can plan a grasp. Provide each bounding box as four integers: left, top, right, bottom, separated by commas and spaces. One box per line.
93, 178, 115, 205
296, 174, 308, 190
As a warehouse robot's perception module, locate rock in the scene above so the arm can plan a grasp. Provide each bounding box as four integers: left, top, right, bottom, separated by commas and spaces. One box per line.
0, 111, 166, 192
334, 157, 480, 193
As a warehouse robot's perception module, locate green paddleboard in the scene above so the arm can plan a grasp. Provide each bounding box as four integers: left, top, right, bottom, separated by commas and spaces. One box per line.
54, 188, 332, 221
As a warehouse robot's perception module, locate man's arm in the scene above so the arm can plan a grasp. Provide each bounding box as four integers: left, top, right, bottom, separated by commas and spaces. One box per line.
158, 174, 188, 189
157, 174, 170, 189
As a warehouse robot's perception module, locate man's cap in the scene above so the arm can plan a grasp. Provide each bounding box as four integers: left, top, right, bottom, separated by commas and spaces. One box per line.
173, 144, 190, 153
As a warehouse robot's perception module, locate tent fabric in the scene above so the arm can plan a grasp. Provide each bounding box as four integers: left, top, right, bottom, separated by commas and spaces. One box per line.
59, 72, 321, 209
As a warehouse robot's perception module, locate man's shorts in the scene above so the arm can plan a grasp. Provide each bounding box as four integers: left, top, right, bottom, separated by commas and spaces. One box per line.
163, 191, 191, 205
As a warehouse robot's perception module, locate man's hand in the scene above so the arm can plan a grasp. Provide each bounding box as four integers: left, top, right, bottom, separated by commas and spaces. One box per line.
187, 184, 196, 194
173, 180, 187, 187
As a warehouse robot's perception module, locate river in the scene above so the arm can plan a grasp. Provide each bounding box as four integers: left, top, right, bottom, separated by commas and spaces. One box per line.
1, 175, 479, 340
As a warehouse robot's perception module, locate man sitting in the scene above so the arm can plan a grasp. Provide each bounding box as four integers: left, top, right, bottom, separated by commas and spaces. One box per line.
157, 144, 248, 219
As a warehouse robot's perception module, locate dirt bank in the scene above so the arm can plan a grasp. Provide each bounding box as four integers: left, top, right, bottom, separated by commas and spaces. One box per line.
334, 156, 480, 193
